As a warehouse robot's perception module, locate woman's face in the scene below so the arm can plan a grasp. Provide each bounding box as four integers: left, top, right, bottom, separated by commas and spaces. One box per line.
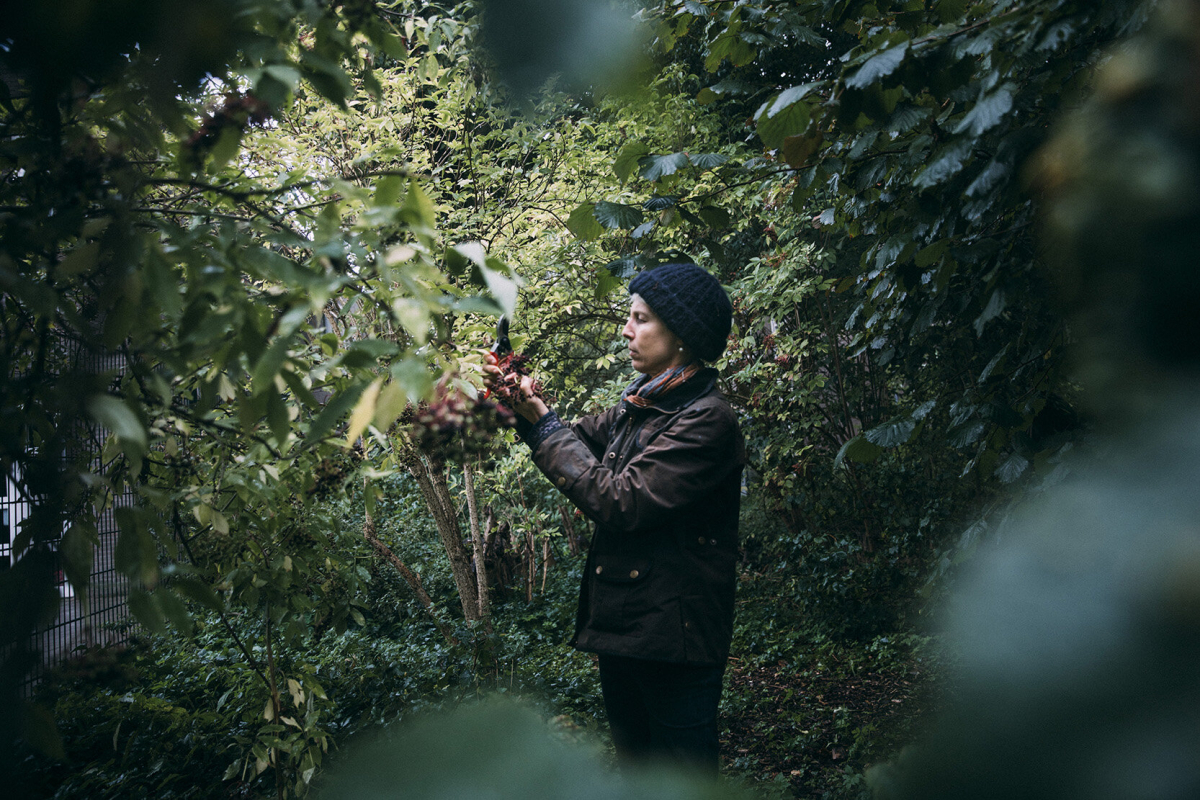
622, 294, 688, 376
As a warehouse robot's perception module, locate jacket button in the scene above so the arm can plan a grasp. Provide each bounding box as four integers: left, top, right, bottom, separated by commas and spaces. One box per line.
684, 621, 691, 630
697, 536, 706, 545
710, 538, 717, 546
629, 569, 639, 579
595, 565, 603, 575
556, 476, 566, 487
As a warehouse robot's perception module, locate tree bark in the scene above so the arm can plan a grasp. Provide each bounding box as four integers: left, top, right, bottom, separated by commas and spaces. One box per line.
463, 463, 491, 627
405, 453, 481, 622
362, 503, 459, 646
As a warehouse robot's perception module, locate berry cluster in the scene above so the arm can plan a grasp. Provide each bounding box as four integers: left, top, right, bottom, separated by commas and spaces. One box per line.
404, 388, 515, 464
313, 453, 353, 498
487, 352, 550, 409
184, 93, 272, 162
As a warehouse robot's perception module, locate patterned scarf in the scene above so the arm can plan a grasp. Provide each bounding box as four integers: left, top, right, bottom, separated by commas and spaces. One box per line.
626, 363, 701, 408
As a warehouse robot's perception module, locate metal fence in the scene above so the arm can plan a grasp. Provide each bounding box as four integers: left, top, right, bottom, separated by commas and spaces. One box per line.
3, 338, 134, 691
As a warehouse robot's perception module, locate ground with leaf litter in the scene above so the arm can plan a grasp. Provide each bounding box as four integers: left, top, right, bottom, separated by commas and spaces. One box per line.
721, 656, 935, 798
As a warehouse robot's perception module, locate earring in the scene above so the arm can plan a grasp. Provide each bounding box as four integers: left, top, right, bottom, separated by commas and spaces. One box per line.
678, 346, 684, 352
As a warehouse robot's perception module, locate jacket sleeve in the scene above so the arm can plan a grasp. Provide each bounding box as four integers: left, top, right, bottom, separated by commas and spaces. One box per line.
531, 401, 741, 532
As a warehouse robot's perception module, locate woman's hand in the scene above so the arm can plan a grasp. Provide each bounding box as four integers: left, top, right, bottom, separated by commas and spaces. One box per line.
513, 375, 549, 423
480, 351, 549, 423
482, 351, 503, 396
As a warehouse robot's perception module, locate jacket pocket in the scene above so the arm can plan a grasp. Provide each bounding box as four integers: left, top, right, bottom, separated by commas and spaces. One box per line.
586, 556, 654, 636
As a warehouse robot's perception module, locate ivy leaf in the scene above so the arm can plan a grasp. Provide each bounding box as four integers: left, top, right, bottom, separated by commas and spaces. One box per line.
593, 201, 644, 229
845, 43, 909, 90
638, 152, 691, 181
954, 84, 1014, 137
566, 202, 604, 240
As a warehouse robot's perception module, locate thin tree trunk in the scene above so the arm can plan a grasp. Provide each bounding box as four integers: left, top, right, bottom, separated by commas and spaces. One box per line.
405, 453, 481, 621
463, 462, 492, 630
362, 501, 459, 646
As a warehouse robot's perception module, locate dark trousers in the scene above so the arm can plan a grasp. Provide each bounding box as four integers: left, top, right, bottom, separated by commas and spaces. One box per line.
597, 653, 726, 778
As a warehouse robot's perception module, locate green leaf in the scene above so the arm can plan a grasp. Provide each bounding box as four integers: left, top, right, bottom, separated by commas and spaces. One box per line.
208, 126, 243, 171
638, 152, 691, 181
60, 523, 96, 594
697, 206, 732, 229
593, 201, 644, 229
566, 203, 604, 240
915, 240, 950, 268
392, 358, 434, 404
614, 141, 651, 184
846, 43, 909, 90
912, 140, 973, 190
173, 575, 224, 612
302, 383, 367, 447
21, 701, 65, 760
935, 0, 968, 24
865, 418, 917, 447
88, 395, 147, 450
375, 174, 406, 207
594, 267, 622, 300
479, 258, 521, 317
781, 133, 823, 168
114, 507, 158, 589
954, 84, 1014, 137
756, 84, 820, 150
687, 152, 728, 170
973, 289, 1006, 336
157, 587, 194, 634
834, 435, 883, 468
127, 587, 167, 635
403, 182, 436, 230
994, 451, 1029, 483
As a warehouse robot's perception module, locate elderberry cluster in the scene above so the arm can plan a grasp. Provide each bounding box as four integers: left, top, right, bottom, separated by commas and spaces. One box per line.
489, 352, 550, 409
404, 389, 515, 464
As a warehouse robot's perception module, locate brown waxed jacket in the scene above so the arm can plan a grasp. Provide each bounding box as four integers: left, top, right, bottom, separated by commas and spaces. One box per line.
530, 368, 745, 665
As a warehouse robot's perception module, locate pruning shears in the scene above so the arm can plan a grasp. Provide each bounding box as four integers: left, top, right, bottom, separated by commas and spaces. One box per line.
483, 316, 511, 399
489, 315, 512, 360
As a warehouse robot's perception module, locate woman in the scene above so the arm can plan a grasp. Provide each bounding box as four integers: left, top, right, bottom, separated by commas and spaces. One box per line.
486, 263, 744, 777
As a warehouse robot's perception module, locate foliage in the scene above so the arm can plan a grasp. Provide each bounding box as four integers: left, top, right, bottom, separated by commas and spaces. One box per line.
1, 0, 530, 787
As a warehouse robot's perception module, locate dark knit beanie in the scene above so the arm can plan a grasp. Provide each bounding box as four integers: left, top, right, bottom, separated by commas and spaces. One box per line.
628, 263, 733, 362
